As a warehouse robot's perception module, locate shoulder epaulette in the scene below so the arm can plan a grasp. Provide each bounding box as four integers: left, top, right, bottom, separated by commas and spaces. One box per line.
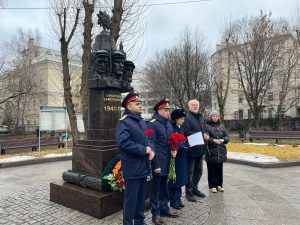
119, 115, 128, 121
150, 119, 156, 123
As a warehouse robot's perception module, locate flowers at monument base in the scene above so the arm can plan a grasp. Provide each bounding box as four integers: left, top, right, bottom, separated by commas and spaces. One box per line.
103, 160, 125, 192
167, 132, 187, 183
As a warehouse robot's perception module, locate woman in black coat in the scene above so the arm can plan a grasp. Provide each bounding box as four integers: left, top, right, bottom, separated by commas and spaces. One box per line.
205, 110, 229, 193
168, 109, 188, 209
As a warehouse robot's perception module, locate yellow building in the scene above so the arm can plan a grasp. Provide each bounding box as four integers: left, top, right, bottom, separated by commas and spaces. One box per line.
0, 45, 82, 131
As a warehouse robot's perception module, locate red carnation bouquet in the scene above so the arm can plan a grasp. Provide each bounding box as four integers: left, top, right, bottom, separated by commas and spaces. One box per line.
168, 132, 187, 182
144, 129, 154, 180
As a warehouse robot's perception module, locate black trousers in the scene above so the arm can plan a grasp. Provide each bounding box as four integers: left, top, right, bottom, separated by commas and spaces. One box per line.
123, 177, 147, 225
185, 156, 203, 196
207, 163, 223, 189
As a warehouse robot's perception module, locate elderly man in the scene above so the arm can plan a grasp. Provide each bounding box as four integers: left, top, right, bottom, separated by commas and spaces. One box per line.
182, 99, 209, 202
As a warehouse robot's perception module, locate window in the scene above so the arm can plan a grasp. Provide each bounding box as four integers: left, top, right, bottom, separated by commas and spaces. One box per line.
248, 109, 252, 119
238, 80, 242, 88
297, 108, 300, 117
267, 92, 273, 101
238, 96, 243, 104
280, 108, 285, 116
268, 108, 274, 119
234, 111, 239, 119
238, 110, 243, 120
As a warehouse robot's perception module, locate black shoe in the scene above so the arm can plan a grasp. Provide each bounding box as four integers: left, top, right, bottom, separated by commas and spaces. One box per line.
192, 189, 206, 198
186, 194, 197, 202
178, 203, 185, 208
152, 215, 165, 225
170, 204, 181, 210
161, 211, 179, 218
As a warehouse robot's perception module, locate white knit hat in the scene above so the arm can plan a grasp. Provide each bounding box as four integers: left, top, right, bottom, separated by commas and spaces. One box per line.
210, 110, 220, 117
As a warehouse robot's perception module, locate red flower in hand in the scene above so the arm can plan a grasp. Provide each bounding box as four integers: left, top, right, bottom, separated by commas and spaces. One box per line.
144, 129, 154, 136
168, 132, 187, 150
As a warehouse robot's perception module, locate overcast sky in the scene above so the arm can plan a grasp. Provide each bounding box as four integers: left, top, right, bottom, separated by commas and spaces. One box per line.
0, 0, 299, 69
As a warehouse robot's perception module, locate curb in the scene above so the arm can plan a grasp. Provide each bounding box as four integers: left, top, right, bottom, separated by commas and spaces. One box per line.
1, 156, 299, 169
227, 158, 300, 168
0, 155, 72, 168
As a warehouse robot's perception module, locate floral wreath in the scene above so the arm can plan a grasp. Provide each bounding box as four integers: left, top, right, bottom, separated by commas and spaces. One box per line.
101, 155, 125, 192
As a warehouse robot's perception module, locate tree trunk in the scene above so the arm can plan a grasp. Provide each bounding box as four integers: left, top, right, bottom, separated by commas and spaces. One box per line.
81, 0, 95, 137
111, 0, 123, 43
60, 41, 79, 142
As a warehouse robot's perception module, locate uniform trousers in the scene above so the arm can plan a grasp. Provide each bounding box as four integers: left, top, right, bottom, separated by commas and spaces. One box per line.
206, 162, 223, 189
123, 177, 147, 225
151, 175, 170, 217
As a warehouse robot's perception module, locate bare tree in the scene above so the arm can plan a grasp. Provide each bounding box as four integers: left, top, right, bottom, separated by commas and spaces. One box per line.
0, 0, 6, 8
265, 34, 299, 130
228, 12, 289, 129
49, 0, 81, 141
102, 0, 149, 58
143, 27, 211, 111
80, 0, 95, 134
212, 25, 235, 121
0, 29, 44, 127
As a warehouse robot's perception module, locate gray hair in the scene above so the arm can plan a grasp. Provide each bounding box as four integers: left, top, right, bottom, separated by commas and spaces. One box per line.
188, 99, 199, 108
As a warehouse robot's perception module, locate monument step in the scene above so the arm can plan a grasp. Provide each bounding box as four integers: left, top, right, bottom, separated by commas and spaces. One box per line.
73, 144, 118, 151
72, 147, 119, 176
77, 139, 116, 146
50, 181, 123, 219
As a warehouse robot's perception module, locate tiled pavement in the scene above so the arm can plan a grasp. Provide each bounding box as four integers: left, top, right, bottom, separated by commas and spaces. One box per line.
0, 161, 300, 225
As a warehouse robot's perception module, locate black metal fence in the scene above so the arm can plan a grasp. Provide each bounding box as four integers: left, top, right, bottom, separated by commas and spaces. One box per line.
223, 117, 300, 131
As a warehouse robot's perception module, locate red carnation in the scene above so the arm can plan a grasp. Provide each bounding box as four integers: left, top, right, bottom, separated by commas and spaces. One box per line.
168, 132, 187, 183
115, 173, 122, 180
144, 129, 154, 136
117, 181, 124, 188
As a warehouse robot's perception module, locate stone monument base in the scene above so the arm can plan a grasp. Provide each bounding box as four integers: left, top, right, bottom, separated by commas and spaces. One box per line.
50, 181, 123, 219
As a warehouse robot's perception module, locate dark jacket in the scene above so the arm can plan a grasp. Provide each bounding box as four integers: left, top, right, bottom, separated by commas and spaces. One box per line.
168, 124, 188, 188
116, 110, 154, 180
205, 120, 229, 163
182, 111, 208, 157
147, 113, 173, 176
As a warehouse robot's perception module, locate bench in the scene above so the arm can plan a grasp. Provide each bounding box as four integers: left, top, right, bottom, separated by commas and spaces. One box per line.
248, 130, 300, 143
0, 137, 61, 155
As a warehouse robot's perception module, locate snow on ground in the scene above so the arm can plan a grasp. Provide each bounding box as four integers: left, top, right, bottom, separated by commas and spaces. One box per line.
42, 152, 72, 158
0, 152, 72, 163
227, 152, 280, 162
0, 151, 281, 164
244, 142, 286, 147
0, 156, 36, 163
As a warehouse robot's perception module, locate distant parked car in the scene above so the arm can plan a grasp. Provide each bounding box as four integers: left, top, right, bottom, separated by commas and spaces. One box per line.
0, 125, 9, 134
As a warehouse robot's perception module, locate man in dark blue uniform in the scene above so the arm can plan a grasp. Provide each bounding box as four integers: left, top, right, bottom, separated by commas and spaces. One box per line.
116, 91, 156, 225
148, 99, 179, 225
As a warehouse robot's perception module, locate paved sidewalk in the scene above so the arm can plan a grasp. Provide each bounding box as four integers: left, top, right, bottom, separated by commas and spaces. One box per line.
0, 161, 300, 224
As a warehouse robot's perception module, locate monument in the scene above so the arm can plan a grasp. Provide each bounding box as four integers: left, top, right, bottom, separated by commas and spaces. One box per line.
50, 11, 134, 219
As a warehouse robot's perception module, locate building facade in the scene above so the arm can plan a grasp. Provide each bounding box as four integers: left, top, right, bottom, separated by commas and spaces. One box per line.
211, 34, 300, 121
0, 45, 82, 131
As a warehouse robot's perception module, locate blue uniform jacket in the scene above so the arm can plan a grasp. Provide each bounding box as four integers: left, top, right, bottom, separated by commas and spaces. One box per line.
116, 110, 155, 180
168, 124, 188, 188
147, 113, 173, 176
